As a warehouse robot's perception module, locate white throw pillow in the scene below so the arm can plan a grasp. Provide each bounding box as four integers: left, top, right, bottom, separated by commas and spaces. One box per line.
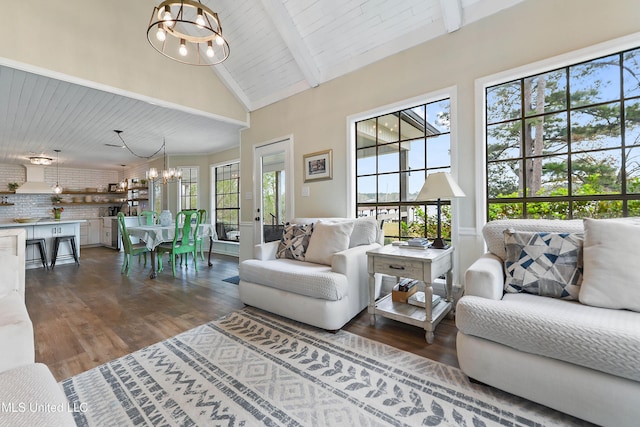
349, 217, 379, 248
579, 218, 640, 312
305, 220, 355, 265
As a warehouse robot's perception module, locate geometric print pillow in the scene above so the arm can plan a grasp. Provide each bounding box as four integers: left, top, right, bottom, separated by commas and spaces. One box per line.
503, 229, 584, 300
276, 223, 314, 261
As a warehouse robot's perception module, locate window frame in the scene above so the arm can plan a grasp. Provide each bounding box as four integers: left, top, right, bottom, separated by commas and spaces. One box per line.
476, 32, 640, 226
348, 87, 460, 244
213, 161, 240, 242
179, 166, 198, 210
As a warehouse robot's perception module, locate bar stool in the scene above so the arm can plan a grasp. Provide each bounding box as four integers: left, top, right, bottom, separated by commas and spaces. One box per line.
50, 235, 80, 269
26, 238, 49, 270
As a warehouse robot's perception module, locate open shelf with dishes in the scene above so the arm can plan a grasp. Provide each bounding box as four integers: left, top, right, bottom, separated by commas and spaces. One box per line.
55, 189, 127, 206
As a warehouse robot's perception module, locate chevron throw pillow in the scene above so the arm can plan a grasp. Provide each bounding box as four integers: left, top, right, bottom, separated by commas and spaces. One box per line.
276, 223, 314, 261
504, 229, 583, 300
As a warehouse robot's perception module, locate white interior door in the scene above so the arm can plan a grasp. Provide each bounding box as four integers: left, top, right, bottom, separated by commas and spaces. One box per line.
254, 138, 293, 243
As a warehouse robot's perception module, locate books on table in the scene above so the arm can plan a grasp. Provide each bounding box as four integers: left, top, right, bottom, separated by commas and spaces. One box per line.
407, 291, 442, 308
391, 238, 430, 249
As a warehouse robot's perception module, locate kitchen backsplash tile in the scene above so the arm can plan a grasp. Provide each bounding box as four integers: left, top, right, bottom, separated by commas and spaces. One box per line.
1, 163, 120, 220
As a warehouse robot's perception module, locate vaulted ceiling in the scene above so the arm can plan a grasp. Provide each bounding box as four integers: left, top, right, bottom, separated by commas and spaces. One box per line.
0, 0, 523, 169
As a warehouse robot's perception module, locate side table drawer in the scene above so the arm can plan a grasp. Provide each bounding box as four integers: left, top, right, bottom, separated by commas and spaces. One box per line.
374, 256, 423, 278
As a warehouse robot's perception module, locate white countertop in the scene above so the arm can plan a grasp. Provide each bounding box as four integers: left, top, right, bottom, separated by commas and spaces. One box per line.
0, 218, 86, 228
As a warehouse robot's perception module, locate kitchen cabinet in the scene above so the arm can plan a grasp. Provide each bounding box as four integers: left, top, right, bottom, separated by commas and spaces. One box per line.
33, 223, 80, 265
101, 217, 117, 249
5, 220, 84, 269
80, 219, 101, 246
101, 215, 139, 250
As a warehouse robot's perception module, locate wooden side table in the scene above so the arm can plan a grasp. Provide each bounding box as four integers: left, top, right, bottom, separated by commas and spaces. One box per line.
367, 245, 454, 343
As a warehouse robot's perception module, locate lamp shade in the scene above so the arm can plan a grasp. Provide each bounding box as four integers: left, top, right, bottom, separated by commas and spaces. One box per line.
416, 172, 465, 201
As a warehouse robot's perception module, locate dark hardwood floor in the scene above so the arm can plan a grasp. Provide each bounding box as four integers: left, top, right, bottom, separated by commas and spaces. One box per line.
25, 246, 459, 381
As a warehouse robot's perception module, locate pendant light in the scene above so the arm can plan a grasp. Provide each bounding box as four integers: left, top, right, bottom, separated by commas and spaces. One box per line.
120, 165, 127, 190
53, 150, 62, 194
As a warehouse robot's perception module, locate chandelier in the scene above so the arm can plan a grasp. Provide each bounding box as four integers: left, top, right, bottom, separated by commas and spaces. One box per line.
147, 141, 182, 184
147, 0, 230, 66
29, 156, 52, 166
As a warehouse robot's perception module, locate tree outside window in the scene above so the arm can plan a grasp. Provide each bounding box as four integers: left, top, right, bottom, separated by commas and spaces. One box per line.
486, 47, 640, 220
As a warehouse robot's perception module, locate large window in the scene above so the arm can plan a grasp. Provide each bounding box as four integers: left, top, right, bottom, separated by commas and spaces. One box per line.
355, 98, 452, 243
180, 167, 198, 210
215, 162, 240, 242
486, 46, 640, 220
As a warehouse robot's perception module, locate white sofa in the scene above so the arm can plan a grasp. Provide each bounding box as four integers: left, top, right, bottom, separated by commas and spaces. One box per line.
456, 219, 640, 427
239, 217, 383, 330
0, 228, 75, 427
0, 228, 34, 373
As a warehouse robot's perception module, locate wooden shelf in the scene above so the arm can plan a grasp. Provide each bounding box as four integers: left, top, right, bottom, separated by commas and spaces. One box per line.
62, 191, 123, 195
59, 201, 120, 206
0, 203, 15, 206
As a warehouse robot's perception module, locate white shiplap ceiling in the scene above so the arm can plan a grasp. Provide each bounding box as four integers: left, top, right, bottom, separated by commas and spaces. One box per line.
0, 0, 523, 169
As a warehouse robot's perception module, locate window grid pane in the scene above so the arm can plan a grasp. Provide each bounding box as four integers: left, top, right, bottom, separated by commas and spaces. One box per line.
215, 162, 240, 242
356, 98, 451, 243
486, 47, 640, 220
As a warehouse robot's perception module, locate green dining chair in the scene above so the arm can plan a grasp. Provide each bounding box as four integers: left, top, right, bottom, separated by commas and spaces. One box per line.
156, 210, 201, 277
196, 209, 208, 261
117, 212, 149, 276
138, 211, 157, 225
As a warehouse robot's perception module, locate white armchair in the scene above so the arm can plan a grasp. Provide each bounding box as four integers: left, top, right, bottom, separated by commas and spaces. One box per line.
239, 217, 383, 330
457, 219, 640, 427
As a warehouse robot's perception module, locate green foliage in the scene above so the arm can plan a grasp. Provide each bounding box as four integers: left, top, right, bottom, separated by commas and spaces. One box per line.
399, 206, 452, 240
486, 51, 640, 220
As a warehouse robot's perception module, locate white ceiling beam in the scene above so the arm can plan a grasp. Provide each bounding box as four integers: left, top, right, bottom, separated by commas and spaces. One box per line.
259, 0, 321, 88
439, 0, 462, 33
209, 65, 254, 112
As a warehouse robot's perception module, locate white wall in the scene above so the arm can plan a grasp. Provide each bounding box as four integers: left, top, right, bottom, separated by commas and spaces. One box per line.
240, 0, 640, 276
0, 0, 247, 124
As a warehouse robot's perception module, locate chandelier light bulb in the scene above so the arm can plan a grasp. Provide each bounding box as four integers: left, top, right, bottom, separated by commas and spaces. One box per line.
160, 5, 171, 21
156, 24, 166, 41
215, 35, 224, 46
206, 41, 214, 57
179, 39, 188, 56
196, 8, 205, 27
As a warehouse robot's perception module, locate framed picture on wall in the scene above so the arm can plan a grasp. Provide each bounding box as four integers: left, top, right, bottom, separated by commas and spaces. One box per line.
303, 149, 333, 182
108, 183, 119, 192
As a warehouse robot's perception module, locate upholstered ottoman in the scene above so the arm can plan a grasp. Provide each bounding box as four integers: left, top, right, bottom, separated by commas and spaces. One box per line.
0, 363, 76, 427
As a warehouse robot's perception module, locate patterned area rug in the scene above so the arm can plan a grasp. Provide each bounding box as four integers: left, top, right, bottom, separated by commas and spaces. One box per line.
61, 308, 588, 426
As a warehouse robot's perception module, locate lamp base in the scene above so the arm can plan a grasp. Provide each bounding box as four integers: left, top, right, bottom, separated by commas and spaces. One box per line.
429, 237, 450, 249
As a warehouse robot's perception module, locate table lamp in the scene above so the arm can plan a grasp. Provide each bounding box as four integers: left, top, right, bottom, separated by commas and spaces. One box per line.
416, 172, 465, 249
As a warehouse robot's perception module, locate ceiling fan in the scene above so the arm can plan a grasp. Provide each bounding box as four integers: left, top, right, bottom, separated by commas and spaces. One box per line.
105, 130, 164, 159
105, 130, 126, 148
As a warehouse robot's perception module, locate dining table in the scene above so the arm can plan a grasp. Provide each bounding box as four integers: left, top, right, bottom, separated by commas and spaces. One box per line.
127, 223, 218, 278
